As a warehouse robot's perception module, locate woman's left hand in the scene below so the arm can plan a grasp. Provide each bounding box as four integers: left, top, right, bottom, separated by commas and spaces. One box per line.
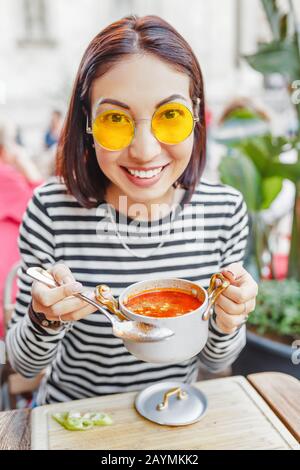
213, 263, 258, 334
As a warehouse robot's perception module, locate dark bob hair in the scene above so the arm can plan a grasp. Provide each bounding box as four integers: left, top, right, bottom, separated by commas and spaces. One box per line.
56, 14, 206, 208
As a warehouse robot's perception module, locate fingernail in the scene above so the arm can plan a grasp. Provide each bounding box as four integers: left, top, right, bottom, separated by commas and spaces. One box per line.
222, 270, 236, 279
69, 282, 83, 293
58, 276, 74, 286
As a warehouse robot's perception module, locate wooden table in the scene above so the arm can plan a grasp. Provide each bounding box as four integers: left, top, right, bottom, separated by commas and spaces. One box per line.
0, 372, 299, 450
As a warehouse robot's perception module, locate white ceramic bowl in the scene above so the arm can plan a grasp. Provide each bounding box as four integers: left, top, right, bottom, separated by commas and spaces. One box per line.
118, 276, 227, 364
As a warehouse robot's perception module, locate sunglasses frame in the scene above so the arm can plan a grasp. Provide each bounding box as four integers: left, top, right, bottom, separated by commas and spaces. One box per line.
86, 97, 200, 151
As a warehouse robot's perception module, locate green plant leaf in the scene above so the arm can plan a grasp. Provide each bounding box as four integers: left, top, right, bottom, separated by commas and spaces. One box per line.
244, 40, 300, 81
233, 134, 298, 181
280, 13, 288, 40
261, 134, 290, 156
219, 153, 262, 211
264, 160, 300, 182
261, 176, 283, 209
234, 138, 270, 174
261, 0, 281, 40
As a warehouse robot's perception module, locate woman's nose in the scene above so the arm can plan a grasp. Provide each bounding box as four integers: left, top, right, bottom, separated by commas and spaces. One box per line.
129, 120, 161, 162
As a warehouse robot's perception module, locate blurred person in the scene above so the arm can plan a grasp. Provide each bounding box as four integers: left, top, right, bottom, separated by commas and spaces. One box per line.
15, 125, 24, 146
36, 143, 57, 179
0, 119, 42, 182
44, 110, 63, 149
0, 120, 43, 338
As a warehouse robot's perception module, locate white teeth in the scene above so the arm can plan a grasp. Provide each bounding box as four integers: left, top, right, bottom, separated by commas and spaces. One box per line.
127, 166, 163, 178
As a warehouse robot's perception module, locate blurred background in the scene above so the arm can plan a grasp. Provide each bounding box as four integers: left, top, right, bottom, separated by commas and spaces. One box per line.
1, 0, 300, 409
1, 0, 299, 153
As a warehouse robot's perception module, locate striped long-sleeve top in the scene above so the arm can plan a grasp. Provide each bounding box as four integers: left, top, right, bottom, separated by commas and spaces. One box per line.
6, 177, 249, 405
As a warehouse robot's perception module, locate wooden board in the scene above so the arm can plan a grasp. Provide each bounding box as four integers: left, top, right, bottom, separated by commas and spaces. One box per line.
248, 372, 300, 443
31, 376, 299, 450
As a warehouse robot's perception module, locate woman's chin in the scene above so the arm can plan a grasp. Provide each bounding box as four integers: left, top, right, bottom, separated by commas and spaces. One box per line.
124, 182, 173, 201
118, 179, 165, 200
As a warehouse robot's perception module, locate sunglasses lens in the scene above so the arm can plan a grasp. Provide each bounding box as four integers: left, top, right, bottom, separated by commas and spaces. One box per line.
92, 110, 134, 150
152, 102, 194, 144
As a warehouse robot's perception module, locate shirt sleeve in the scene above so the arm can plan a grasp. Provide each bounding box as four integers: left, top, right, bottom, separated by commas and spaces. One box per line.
198, 191, 249, 372
6, 187, 68, 378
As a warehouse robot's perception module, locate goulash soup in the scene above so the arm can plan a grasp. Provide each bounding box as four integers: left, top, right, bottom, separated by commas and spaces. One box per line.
125, 288, 202, 318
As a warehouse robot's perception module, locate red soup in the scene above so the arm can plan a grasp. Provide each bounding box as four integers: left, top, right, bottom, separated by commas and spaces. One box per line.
125, 288, 202, 318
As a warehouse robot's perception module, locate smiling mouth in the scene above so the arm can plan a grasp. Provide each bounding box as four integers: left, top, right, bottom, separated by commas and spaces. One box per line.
121, 163, 170, 179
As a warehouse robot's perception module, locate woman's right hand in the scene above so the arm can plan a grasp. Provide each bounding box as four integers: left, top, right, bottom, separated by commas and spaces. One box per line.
31, 263, 97, 322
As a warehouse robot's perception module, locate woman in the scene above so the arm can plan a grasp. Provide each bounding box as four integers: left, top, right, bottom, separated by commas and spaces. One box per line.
7, 15, 257, 405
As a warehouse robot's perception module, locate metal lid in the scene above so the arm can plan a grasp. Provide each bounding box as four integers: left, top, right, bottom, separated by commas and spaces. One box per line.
135, 381, 208, 426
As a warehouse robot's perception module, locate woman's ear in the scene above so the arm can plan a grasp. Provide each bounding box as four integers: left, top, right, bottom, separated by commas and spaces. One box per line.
82, 105, 95, 148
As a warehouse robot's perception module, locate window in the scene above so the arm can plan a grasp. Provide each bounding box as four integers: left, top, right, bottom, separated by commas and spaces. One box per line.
18, 0, 56, 47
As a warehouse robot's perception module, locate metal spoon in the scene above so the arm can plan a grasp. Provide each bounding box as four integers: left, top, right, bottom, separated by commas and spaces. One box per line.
26, 267, 174, 343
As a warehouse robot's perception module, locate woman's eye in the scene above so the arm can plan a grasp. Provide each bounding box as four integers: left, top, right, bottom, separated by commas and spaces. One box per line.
161, 109, 183, 120
111, 113, 123, 123
104, 113, 129, 124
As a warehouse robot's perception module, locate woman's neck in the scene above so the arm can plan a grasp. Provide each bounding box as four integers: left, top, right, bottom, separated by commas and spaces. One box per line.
105, 184, 184, 221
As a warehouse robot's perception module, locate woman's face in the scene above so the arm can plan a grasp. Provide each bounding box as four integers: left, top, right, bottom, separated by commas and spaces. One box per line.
90, 54, 195, 204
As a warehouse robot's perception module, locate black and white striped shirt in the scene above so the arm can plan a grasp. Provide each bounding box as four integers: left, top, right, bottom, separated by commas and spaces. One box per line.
6, 177, 249, 405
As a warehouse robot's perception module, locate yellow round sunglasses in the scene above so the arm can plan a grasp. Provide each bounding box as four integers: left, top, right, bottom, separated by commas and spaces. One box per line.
86, 98, 200, 151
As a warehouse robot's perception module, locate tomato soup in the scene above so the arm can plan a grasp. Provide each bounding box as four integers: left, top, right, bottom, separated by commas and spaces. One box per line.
125, 288, 202, 318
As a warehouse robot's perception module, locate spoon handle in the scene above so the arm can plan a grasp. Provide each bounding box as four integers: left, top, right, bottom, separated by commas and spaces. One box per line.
202, 273, 230, 321
26, 267, 174, 344
26, 267, 117, 325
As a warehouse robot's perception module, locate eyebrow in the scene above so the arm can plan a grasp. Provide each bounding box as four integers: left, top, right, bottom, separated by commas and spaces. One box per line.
97, 94, 188, 110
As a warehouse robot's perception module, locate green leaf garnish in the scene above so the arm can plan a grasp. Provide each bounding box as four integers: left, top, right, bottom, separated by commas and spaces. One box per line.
52, 410, 113, 431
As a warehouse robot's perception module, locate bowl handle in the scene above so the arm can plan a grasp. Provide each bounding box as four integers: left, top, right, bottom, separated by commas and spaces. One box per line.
202, 273, 230, 321
95, 284, 127, 321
